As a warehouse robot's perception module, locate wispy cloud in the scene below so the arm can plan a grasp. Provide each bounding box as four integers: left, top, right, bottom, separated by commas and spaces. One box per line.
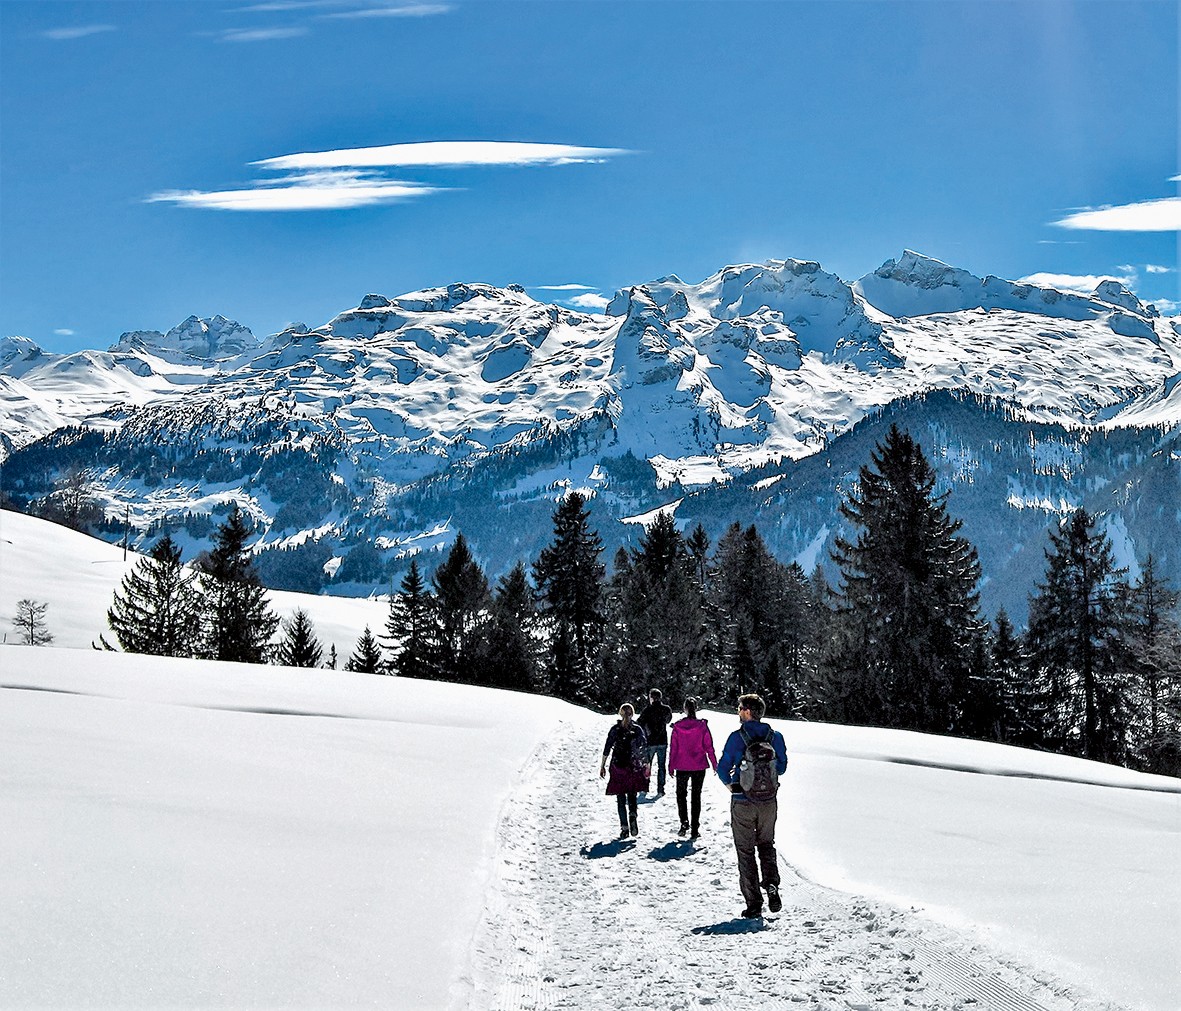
40, 25, 116, 40
1052, 197, 1181, 232
233, 1, 345, 10
1151, 298, 1180, 315
318, 4, 452, 19
1145, 264, 1175, 274
53, 328, 76, 337
148, 171, 442, 211
1019, 271, 1135, 294
533, 283, 599, 292
254, 141, 631, 171
218, 26, 310, 41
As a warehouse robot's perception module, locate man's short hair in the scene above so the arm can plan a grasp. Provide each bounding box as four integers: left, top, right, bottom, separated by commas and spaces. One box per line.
649, 689, 662, 701
738, 693, 765, 720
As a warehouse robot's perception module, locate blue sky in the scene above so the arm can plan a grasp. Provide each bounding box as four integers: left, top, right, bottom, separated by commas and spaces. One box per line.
1, 0, 1177, 353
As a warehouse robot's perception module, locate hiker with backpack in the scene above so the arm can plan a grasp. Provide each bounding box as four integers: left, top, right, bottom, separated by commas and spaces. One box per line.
667, 697, 717, 840
637, 688, 673, 797
600, 703, 650, 839
716, 693, 788, 918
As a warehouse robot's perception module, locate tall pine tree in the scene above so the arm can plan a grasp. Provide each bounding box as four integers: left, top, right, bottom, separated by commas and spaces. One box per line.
533, 492, 606, 704
1026, 509, 1133, 764
106, 534, 204, 657
483, 562, 540, 692
384, 559, 438, 678
195, 506, 279, 663
431, 534, 492, 684
830, 425, 983, 734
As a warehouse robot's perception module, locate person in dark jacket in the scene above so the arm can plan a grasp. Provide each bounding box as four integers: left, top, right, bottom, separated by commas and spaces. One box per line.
636, 688, 673, 796
600, 703, 650, 838
668, 697, 718, 839
717, 693, 788, 918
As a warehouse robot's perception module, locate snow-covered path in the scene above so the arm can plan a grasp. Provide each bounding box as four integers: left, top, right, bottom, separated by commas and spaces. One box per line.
464, 720, 1126, 1011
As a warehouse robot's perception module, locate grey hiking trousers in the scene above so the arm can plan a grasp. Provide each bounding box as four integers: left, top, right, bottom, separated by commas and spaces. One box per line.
730, 797, 780, 911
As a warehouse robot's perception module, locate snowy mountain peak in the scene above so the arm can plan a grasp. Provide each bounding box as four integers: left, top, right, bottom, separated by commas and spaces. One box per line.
0, 336, 46, 373
1094, 279, 1158, 319
109, 315, 260, 362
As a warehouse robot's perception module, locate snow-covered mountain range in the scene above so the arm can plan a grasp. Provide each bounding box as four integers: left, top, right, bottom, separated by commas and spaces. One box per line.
3, 251, 1178, 619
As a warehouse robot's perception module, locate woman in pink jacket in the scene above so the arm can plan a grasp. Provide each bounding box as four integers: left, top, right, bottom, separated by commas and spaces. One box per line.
667, 697, 718, 839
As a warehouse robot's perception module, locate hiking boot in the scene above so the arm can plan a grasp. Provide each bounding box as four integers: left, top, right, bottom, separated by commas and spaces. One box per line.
767, 884, 782, 913
629, 819, 639, 837
619, 825, 630, 839
678, 823, 689, 836
740, 906, 762, 919
690, 829, 700, 840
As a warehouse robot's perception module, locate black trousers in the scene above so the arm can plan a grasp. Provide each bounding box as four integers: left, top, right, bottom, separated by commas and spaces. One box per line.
675, 769, 706, 832
615, 792, 638, 828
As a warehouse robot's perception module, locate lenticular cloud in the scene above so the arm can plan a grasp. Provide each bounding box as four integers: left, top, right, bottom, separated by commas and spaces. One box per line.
148, 171, 441, 212
253, 140, 630, 171
148, 141, 628, 211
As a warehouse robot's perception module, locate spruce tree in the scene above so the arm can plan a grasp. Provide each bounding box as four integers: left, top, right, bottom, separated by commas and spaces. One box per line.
106, 534, 204, 657
484, 562, 540, 692
1126, 554, 1181, 772
195, 506, 279, 663
431, 534, 492, 684
830, 425, 983, 734
609, 512, 708, 706
385, 559, 438, 678
1026, 509, 1134, 764
532, 492, 606, 704
345, 626, 385, 674
276, 608, 324, 668
989, 608, 1038, 745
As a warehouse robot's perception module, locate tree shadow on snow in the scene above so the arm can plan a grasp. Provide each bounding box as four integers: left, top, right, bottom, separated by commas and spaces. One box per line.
580, 839, 635, 859
690, 917, 766, 936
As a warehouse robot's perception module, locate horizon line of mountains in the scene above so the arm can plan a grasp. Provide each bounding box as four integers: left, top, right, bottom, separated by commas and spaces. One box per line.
1, 248, 1178, 625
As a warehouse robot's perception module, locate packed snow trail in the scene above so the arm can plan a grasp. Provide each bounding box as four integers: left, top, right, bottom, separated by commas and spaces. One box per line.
463, 720, 1127, 1011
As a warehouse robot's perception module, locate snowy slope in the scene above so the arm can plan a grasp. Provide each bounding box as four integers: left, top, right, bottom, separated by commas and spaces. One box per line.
2, 511, 1180, 1009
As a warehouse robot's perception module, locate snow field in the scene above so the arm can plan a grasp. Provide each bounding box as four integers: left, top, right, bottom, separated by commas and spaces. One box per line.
466, 719, 1147, 1011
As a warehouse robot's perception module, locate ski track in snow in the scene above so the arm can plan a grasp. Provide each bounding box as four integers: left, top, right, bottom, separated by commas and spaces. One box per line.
464, 722, 1129, 1011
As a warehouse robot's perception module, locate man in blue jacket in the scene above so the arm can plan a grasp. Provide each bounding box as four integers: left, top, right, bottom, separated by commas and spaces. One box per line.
717, 693, 789, 918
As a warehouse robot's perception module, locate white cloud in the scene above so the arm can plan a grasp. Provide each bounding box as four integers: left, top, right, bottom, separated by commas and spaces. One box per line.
1019, 271, 1135, 294
40, 25, 116, 40
1151, 298, 1180, 315
568, 293, 610, 311
218, 26, 310, 41
533, 283, 598, 291
253, 141, 631, 171
154, 140, 625, 212
318, 4, 451, 18
54, 329, 75, 337
1145, 264, 1175, 274
148, 171, 441, 211
1052, 197, 1181, 232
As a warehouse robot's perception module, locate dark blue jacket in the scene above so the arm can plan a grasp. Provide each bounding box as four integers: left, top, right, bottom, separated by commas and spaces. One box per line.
717, 720, 788, 800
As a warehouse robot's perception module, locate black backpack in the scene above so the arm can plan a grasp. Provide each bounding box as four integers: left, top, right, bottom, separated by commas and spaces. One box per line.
738, 725, 779, 802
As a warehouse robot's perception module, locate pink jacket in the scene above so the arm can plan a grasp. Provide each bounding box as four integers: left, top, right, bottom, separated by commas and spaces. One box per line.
668, 717, 718, 773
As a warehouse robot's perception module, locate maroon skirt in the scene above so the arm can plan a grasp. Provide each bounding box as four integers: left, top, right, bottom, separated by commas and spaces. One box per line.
606, 763, 651, 796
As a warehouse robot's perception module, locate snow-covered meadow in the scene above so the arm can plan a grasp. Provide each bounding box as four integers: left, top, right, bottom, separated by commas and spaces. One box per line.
1, 510, 1178, 1009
